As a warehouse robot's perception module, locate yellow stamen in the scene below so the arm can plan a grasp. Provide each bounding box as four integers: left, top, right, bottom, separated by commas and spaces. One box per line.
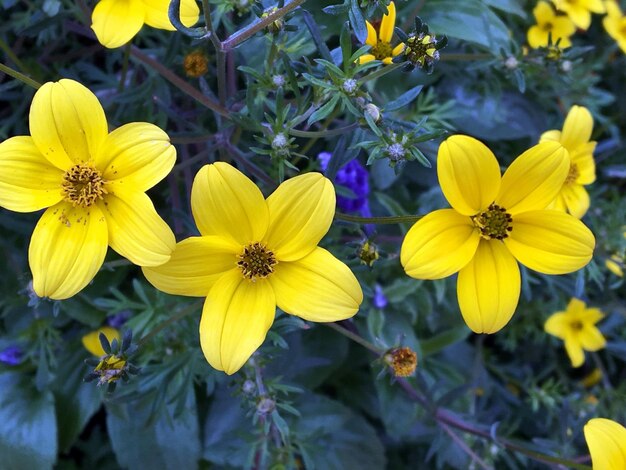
61, 164, 107, 207
472, 204, 513, 241
237, 242, 277, 281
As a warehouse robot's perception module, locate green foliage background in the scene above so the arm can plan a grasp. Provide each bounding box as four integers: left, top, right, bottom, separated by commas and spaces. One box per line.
0, 0, 624, 469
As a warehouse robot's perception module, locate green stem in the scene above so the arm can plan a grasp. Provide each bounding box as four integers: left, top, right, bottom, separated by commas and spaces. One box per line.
289, 122, 359, 138
201, 0, 227, 104
221, 0, 307, 51
137, 301, 202, 348
335, 212, 422, 225
325, 322, 382, 354
0, 62, 41, 89
118, 42, 132, 92
442, 53, 492, 61
0, 38, 29, 74
359, 63, 403, 84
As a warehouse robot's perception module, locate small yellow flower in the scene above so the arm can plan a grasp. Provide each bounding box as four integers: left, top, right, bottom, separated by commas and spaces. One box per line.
540, 105, 596, 218
91, 0, 200, 49
603, 0, 626, 53
581, 368, 603, 387
605, 254, 624, 277
527, 2, 576, 48
94, 355, 127, 385
358, 1, 405, 64
401, 136, 595, 334
552, 0, 606, 30
82, 326, 121, 357
0, 79, 176, 299
544, 298, 606, 367
584, 418, 626, 469
143, 163, 363, 375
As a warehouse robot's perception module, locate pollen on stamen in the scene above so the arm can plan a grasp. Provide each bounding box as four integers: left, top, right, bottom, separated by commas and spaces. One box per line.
61, 164, 107, 208
237, 242, 277, 281
472, 203, 513, 241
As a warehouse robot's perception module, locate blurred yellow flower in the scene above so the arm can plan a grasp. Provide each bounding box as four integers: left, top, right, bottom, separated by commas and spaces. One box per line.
540, 105, 596, 218
144, 163, 363, 375
552, 0, 605, 30
82, 326, 121, 357
91, 0, 200, 48
401, 135, 595, 334
528, 2, 576, 48
603, 0, 626, 53
0, 79, 176, 299
584, 418, 626, 469
605, 254, 624, 277
358, 1, 405, 64
544, 298, 606, 367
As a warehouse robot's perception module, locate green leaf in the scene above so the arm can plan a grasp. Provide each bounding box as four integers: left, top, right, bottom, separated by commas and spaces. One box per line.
349, 0, 368, 44
0, 373, 57, 470
483, 0, 526, 17
420, 326, 471, 357
307, 94, 340, 126
384, 85, 424, 112
107, 387, 201, 470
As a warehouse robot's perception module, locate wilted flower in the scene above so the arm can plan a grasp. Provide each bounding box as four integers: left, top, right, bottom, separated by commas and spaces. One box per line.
528, 2, 576, 49
384, 347, 417, 377
183, 50, 209, 78
584, 418, 626, 469
544, 298, 606, 367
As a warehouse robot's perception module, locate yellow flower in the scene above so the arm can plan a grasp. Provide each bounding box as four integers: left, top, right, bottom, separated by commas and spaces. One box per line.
82, 326, 121, 357
603, 0, 626, 53
358, 1, 405, 64
584, 418, 626, 469
544, 298, 606, 367
143, 163, 363, 375
605, 254, 624, 277
540, 105, 596, 218
552, 0, 606, 30
528, 2, 576, 48
401, 135, 595, 334
0, 79, 176, 299
91, 0, 200, 49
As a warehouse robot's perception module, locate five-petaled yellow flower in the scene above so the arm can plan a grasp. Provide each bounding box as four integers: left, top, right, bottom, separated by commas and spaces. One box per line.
603, 0, 626, 53
92, 0, 200, 49
143, 163, 363, 375
0, 79, 176, 299
528, 2, 576, 48
540, 105, 596, 218
82, 326, 121, 357
544, 298, 606, 367
552, 0, 605, 30
584, 418, 626, 469
401, 135, 595, 334
359, 1, 405, 64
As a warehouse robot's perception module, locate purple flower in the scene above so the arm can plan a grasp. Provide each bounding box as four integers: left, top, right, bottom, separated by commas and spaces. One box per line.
318, 152, 370, 214
0, 346, 23, 366
374, 284, 388, 309
107, 311, 130, 329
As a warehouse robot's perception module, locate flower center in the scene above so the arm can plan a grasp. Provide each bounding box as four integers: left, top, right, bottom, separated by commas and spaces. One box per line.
565, 163, 580, 184
371, 41, 393, 60
570, 320, 583, 331
237, 242, 277, 281
472, 204, 513, 240
62, 164, 107, 207
542, 22, 554, 31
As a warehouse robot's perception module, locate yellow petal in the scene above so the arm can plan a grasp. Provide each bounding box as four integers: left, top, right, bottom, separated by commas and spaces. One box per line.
565, 333, 585, 367
584, 418, 626, 470
580, 325, 606, 351
142, 236, 238, 297
437, 135, 501, 216
534, 1, 555, 22
91, 0, 145, 48
583, 0, 606, 13
82, 326, 120, 357
270, 247, 362, 322
382, 57, 393, 64
539, 129, 562, 142
552, 16, 576, 42
264, 173, 335, 261
191, 162, 269, 246
560, 183, 590, 219
496, 142, 569, 215
561, 105, 594, 152
365, 21, 378, 47
379, 1, 396, 43
457, 240, 521, 334
401, 209, 480, 279
565, 4, 591, 29
505, 210, 595, 274
142, 0, 199, 30
29, 79, 108, 170
392, 43, 406, 56
199, 269, 276, 375
100, 123, 176, 192
527, 25, 549, 49
544, 312, 569, 339
0, 136, 63, 212
97, 190, 175, 267
358, 54, 376, 64
571, 144, 596, 184
29, 202, 108, 300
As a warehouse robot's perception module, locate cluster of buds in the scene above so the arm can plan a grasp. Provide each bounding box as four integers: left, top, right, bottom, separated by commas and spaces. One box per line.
395, 17, 447, 73
84, 329, 139, 393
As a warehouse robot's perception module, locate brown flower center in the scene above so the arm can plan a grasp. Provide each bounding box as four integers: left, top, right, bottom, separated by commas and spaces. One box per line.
472, 203, 513, 241
371, 41, 393, 60
565, 162, 580, 184
570, 320, 584, 331
237, 242, 277, 281
542, 22, 554, 31
62, 164, 107, 207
